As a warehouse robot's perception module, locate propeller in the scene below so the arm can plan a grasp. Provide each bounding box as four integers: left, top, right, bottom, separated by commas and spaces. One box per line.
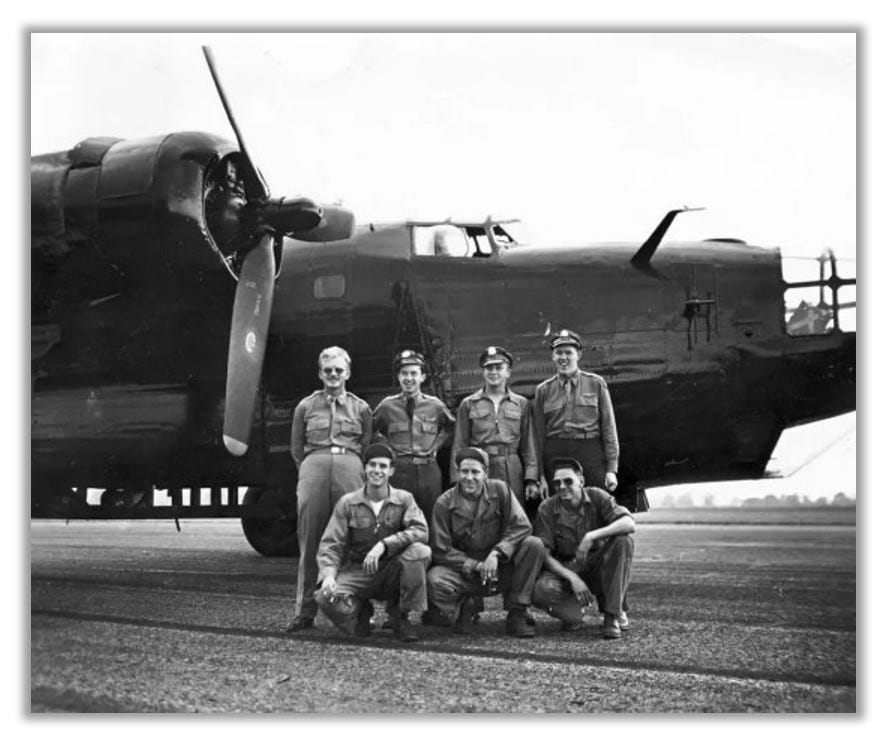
201, 46, 354, 456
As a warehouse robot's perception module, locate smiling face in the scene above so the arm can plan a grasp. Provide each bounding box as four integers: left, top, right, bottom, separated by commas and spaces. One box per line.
397, 364, 425, 397
482, 361, 511, 389
552, 344, 581, 377
319, 355, 351, 394
552, 467, 584, 504
364, 457, 394, 489
457, 458, 487, 498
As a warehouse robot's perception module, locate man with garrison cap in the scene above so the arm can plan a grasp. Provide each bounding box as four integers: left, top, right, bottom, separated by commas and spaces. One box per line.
427, 447, 546, 638
451, 345, 541, 519
287, 346, 372, 632
314, 444, 430, 642
533, 329, 620, 493
372, 349, 455, 525
533, 457, 635, 639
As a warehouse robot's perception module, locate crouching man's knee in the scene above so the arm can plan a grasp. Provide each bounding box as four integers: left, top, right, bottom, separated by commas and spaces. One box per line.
398, 541, 432, 565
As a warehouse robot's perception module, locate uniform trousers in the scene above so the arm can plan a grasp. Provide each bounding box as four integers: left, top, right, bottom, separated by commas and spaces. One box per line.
314, 542, 431, 625
427, 535, 546, 618
532, 534, 634, 622
392, 457, 443, 527
544, 437, 609, 488
485, 452, 524, 499
294, 451, 365, 618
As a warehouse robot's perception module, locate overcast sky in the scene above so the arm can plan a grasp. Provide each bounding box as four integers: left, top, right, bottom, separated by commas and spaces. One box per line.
29, 31, 856, 501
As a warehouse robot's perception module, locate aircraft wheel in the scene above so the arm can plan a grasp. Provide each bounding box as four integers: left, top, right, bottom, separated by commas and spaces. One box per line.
99, 488, 146, 511
240, 487, 298, 557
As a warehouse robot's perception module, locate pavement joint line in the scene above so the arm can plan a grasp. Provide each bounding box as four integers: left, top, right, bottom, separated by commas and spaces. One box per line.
32, 607, 856, 690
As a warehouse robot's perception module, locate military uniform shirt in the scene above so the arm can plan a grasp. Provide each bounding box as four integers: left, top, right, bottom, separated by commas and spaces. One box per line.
431, 479, 532, 575
372, 392, 455, 457
316, 486, 428, 579
533, 370, 620, 473
534, 487, 631, 562
290, 390, 372, 467
450, 388, 539, 483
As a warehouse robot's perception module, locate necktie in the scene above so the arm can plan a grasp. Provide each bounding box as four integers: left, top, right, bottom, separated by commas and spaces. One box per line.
405, 396, 416, 420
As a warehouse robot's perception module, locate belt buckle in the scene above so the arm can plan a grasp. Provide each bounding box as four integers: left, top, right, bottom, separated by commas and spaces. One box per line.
330, 445, 345, 454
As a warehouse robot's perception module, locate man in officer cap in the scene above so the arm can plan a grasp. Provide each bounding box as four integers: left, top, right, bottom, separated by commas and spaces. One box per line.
372, 350, 455, 525
532, 457, 634, 639
451, 345, 541, 520
287, 346, 372, 632
427, 447, 546, 638
314, 443, 430, 642
533, 329, 620, 493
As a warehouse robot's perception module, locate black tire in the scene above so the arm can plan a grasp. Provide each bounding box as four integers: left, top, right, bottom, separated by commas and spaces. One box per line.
240, 487, 298, 557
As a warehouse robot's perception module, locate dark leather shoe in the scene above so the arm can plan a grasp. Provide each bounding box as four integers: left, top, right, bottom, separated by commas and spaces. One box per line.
506, 608, 536, 638
602, 613, 622, 639
285, 615, 315, 632
455, 598, 478, 634
392, 618, 420, 643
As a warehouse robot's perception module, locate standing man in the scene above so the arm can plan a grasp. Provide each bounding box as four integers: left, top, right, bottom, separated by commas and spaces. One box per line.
427, 447, 546, 638
315, 444, 430, 643
372, 350, 455, 525
533, 329, 620, 493
533, 457, 635, 639
287, 346, 372, 632
451, 346, 541, 519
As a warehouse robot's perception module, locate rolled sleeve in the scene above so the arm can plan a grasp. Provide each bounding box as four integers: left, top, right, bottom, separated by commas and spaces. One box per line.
382, 495, 429, 555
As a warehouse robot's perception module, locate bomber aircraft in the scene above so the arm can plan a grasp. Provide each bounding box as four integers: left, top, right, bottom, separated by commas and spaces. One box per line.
30, 47, 856, 555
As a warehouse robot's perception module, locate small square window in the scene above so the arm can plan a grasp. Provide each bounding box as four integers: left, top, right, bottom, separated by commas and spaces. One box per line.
313, 274, 346, 299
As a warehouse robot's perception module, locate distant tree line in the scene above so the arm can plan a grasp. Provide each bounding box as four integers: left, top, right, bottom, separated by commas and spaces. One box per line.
654, 491, 856, 509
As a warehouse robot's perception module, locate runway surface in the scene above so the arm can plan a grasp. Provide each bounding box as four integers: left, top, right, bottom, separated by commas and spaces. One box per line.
30, 518, 856, 713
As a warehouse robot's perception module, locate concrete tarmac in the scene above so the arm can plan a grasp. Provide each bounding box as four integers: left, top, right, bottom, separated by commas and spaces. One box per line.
30, 518, 856, 713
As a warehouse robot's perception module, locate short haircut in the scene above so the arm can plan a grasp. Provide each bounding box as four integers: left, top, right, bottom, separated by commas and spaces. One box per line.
319, 346, 351, 369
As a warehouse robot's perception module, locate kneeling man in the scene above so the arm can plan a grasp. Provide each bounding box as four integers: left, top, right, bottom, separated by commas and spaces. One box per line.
315, 444, 430, 642
533, 458, 635, 639
428, 447, 545, 638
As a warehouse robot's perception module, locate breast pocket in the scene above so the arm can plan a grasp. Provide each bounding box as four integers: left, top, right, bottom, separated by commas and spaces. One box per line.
469, 402, 494, 441
348, 512, 376, 544
305, 413, 330, 438
417, 414, 439, 435
542, 393, 565, 414
336, 417, 362, 437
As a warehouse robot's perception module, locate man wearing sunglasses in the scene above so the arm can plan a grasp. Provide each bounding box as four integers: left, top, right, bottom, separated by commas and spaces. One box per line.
428, 447, 546, 638
371, 350, 455, 526
533, 329, 620, 495
287, 346, 372, 632
532, 457, 635, 639
314, 444, 430, 643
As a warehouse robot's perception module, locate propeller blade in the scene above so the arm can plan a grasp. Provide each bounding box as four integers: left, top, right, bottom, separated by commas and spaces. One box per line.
223, 235, 276, 456
201, 46, 269, 202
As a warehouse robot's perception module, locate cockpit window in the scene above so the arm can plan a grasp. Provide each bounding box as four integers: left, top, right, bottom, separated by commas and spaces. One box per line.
412, 225, 472, 257
410, 221, 522, 258
782, 252, 856, 335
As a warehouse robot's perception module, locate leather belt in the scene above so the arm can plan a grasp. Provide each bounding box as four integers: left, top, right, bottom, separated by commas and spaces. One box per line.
481, 444, 510, 456
547, 434, 598, 441
396, 455, 434, 465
